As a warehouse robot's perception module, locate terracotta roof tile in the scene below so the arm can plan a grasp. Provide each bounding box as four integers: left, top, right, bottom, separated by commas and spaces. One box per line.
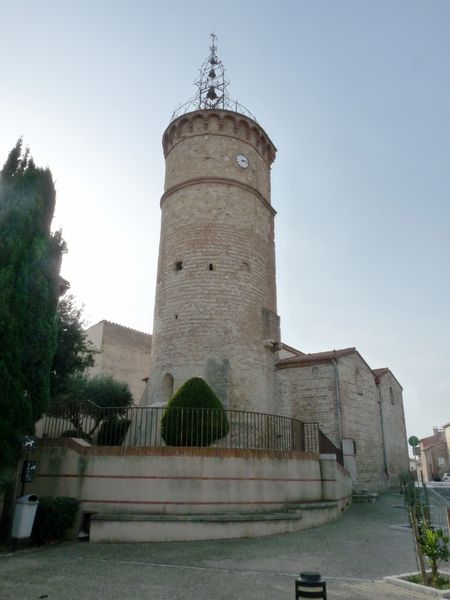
373, 368, 389, 377
276, 347, 356, 368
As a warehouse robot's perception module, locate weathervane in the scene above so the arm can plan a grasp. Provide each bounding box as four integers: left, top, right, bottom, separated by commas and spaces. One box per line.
170, 34, 256, 122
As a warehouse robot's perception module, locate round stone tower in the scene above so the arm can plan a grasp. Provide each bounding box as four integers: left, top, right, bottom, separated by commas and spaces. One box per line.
143, 37, 280, 413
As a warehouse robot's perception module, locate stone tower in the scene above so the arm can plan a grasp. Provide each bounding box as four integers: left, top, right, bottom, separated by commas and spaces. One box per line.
142, 36, 279, 412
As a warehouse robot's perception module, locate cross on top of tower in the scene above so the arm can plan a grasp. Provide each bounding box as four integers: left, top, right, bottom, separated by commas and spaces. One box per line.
170, 34, 256, 123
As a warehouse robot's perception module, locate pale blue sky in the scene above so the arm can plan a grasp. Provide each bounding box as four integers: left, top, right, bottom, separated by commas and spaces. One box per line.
1, 1, 449, 440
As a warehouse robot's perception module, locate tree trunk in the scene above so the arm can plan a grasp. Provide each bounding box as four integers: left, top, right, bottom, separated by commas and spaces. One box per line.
410, 507, 428, 584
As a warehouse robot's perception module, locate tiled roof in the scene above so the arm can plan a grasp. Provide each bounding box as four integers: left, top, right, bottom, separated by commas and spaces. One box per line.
373, 368, 389, 377
276, 349, 402, 389
420, 433, 444, 449
372, 367, 403, 389
276, 347, 356, 368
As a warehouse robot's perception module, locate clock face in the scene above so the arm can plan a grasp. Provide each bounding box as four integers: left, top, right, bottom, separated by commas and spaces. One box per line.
236, 154, 249, 169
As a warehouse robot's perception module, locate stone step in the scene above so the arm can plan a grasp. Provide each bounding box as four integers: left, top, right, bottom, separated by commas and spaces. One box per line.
89, 500, 342, 542
93, 510, 303, 523
285, 501, 338, 513
352, 491, 378, 503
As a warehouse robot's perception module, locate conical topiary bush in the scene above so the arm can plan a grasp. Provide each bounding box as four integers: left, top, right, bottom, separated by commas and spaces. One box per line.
160, 377, 230, 447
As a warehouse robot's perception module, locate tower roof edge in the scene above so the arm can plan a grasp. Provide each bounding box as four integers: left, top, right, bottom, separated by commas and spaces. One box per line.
162, 109, 277, 165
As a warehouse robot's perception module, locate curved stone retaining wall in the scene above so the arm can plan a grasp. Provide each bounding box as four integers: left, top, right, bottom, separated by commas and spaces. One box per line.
30, 439, 352, 542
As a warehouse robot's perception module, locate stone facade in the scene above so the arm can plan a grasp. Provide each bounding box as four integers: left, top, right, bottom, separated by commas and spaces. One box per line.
276, 348, 409, 488
84, 105, 409, 491
374, 369, 409, 483
142, 110, 280, 413
85, 320, 152, 403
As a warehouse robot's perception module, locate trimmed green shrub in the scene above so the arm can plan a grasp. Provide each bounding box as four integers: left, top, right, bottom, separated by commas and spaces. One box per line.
32, 496, 79, 544
96, 418, 131, 446
161, 377, 230, 447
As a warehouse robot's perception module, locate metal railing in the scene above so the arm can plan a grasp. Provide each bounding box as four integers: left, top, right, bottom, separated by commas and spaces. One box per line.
40, 402, 343, 463
170, 98, 257, 124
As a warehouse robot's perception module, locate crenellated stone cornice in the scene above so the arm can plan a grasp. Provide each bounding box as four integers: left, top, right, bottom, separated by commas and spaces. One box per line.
162, 109, 277, 165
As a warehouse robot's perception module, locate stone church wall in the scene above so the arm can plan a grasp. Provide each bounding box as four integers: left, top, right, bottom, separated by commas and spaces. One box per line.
276, 352, 405, 490
276, 363, 340, 445
337, 354, 387, 489
377, 372, 409, 483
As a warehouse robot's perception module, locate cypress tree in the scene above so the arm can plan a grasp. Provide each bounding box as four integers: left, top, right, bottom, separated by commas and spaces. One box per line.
0, 140, 64, 475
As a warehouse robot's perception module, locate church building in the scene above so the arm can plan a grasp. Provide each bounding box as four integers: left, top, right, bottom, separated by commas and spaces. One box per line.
86, 36, 408, 490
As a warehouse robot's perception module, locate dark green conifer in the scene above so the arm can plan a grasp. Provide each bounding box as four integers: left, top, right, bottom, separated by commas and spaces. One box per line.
161, 377, 230, 447
0, 140, 64, 475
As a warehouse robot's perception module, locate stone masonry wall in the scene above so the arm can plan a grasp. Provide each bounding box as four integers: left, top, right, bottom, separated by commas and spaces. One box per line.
277, 353, 399, 490
143, 110, 280, 413
276, 362, 340, 445
86, 321, 152, 403
337, 354, 387, 489
377, 371, 409, 484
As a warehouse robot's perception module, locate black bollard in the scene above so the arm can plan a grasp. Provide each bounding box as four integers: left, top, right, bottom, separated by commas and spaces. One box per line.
295, 571, 327, 599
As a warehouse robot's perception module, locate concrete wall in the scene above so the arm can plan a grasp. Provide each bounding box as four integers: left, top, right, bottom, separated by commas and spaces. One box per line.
32, 442, 322, 514
91, 458, 353, 543
86, 321, 152, 403
29, 439, 352, 542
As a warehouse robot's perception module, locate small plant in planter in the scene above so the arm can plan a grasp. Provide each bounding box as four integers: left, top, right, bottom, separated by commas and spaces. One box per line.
399, 472, 450, 591
421, 528, 450, 588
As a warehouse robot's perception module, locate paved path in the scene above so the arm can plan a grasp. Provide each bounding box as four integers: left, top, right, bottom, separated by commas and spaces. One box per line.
0, 493, 433, 599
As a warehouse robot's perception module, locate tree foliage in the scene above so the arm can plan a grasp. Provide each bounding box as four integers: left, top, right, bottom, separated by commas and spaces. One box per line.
51, 295, 96, 401
422, 527, 450, 586
49, 373, 133, 442
400, 471, 450, 588
161, 377, 230, 447
0, 140, 65, 474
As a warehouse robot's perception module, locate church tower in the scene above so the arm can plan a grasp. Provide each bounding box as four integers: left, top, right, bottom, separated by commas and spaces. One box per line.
143, 36, 279, 413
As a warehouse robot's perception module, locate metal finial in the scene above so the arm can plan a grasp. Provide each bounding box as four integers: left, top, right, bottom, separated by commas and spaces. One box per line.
194, 33, 229, 110
169, 35, 257, 123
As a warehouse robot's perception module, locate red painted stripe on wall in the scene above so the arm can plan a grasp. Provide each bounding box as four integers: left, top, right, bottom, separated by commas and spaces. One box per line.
79, 496, 351, 505
35, 473, 333, 483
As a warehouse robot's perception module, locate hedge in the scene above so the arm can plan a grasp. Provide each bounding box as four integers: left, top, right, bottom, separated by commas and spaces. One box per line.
32, 496, 79, 544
